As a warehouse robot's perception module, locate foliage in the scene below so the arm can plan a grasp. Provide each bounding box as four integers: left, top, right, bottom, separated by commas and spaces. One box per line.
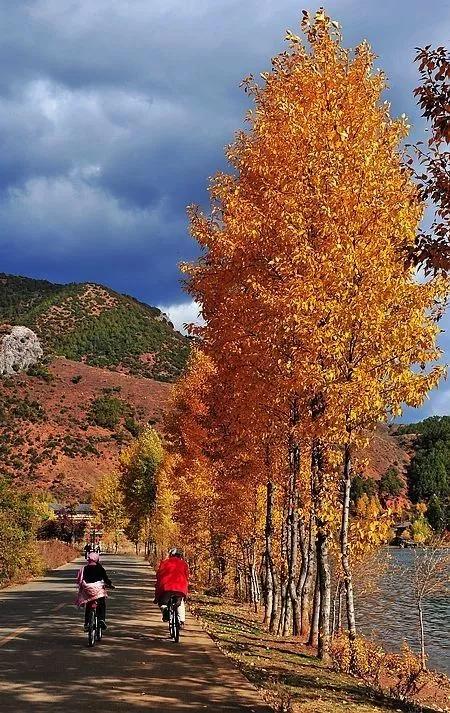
350, 495, 393, 559
0, 273, 62, 322
0, 477, 42, 584
411, 514, 433, 543
351, 475, 376, 503
36, 539, 78, 572
92, 471, 129, 551
38, 510, 87, 544
120, 427, 164, 545
146, 453, 180, 562
331, 633, 434, 703
27, 362, 54, 382
398, 417, 449, 521
124, 416, 140, 437
379, 467, 404, 498
170, 9, 447, 657
89, 396, 125, 429
385, 644, 427, 700
11, 397, 46, 423
409, 45, 450, 275
426, 494, 446, 531
410, 443, 448, 504
331, 633, 385, 688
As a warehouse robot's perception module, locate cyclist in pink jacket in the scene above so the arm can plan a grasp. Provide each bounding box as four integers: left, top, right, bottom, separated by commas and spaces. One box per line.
76, 552, 114, 630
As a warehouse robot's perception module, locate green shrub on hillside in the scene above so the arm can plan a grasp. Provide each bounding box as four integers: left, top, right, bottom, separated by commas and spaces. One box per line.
89, 396, 125, 429
12, 398, 46, 423
124, 416, 140, 437
379, 467, 404, 498
27, 363, 54, 382
351, 475, 377, 503
0, 273, 62, 322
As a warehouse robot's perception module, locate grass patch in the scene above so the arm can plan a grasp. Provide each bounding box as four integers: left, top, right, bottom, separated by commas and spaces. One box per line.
189, 595, 446, 713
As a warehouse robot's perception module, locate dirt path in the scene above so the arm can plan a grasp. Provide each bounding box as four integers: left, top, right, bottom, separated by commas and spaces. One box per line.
0, 555, 270, 712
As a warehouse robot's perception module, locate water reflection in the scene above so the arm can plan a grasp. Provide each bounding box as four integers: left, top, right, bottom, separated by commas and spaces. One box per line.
355, 548, 449, 674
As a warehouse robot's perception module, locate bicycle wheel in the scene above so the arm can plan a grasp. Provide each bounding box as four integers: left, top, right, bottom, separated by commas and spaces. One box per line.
96, 619, 102, 642
173, 608, 180, 643
88, 609, 96, 647
168, 604, 175, 639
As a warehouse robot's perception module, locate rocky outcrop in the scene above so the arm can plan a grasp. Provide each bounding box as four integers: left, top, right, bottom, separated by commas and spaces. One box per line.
156, 311, 174, 328
0, 325, 43, 375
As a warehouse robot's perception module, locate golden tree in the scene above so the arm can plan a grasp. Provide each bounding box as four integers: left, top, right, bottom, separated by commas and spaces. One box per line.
182, 8, 447, 659
92, 471, 129, 553
120, 427, 164, 555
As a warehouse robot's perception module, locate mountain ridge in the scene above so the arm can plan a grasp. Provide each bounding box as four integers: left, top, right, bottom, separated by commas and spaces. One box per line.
0, 273, 189, 382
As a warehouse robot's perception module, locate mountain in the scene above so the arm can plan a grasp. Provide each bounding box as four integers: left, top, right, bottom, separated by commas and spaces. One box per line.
0, 273, 189, 382
361, 423, 415, 482
0, 357, 172, 501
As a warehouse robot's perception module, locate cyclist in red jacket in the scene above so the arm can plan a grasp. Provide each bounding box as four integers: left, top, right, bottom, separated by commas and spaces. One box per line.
154, 548, 189, 626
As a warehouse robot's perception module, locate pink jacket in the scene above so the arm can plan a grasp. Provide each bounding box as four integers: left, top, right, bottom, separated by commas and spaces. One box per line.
75, 565, 107, 607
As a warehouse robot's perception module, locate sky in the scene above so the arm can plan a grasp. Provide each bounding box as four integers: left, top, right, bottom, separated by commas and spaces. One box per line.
0, 0, 448, 421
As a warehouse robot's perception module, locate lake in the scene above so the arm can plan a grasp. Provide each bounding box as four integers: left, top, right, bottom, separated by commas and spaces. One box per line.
355, 548, 450, 675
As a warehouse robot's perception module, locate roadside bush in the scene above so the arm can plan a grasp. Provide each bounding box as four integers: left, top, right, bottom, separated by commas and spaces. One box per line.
331, 633, 433, 705
385, 644, 425, 701
0, 478, 42, 585
36, 540, 78, 571
331, 633, 384, 689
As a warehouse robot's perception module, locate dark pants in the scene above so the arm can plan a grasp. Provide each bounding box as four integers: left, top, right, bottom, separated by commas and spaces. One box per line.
85, 597, 106, 625
158, 591, 184, 606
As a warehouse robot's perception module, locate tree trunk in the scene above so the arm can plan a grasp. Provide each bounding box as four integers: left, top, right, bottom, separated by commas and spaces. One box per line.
310, 433, 331, 660
341, 444, 357, 642
269, 570, 279, 633
308, 568, 320, 647
286, 467, 301, 635
418, 600, 426, 670
317, 525, 331, 661
332, 579, 344, 636
286, 395, 301, 636
277, 487, 289, 635
263, 480, 275, 625
299, 510, 316, 636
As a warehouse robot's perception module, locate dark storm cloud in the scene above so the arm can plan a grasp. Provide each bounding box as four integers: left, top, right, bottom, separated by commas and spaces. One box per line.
0, 0, 448, 419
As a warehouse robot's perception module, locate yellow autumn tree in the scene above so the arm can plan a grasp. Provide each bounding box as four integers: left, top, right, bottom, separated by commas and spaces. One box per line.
120, 427, 164, 555
92, 471, 129, 553
182, 8, 448, 661
146, 452, 180, 564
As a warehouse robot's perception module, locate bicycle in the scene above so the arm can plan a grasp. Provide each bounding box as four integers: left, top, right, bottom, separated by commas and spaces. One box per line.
168, 594, 182, 643
85, 584, 114, 647
86, 599, 102, 647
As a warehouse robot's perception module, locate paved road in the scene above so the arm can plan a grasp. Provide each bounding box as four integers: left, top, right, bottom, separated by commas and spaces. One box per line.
0, 555, 270, 712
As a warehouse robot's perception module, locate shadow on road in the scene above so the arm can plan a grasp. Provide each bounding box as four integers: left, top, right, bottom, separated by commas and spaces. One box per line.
0, 556, 268, 712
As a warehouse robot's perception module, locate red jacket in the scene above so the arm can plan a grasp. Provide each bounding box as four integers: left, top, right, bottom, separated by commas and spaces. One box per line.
155, 557, 189, 599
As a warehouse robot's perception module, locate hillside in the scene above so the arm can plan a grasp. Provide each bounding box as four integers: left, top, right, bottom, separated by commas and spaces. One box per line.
361, 423, 415, 482
0, 273, 444, 512
0, 273, 189, 381
0, 357, 172, 501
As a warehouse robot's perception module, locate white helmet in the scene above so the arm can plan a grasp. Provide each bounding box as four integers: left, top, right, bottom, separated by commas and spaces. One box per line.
168, 547, 182, 557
